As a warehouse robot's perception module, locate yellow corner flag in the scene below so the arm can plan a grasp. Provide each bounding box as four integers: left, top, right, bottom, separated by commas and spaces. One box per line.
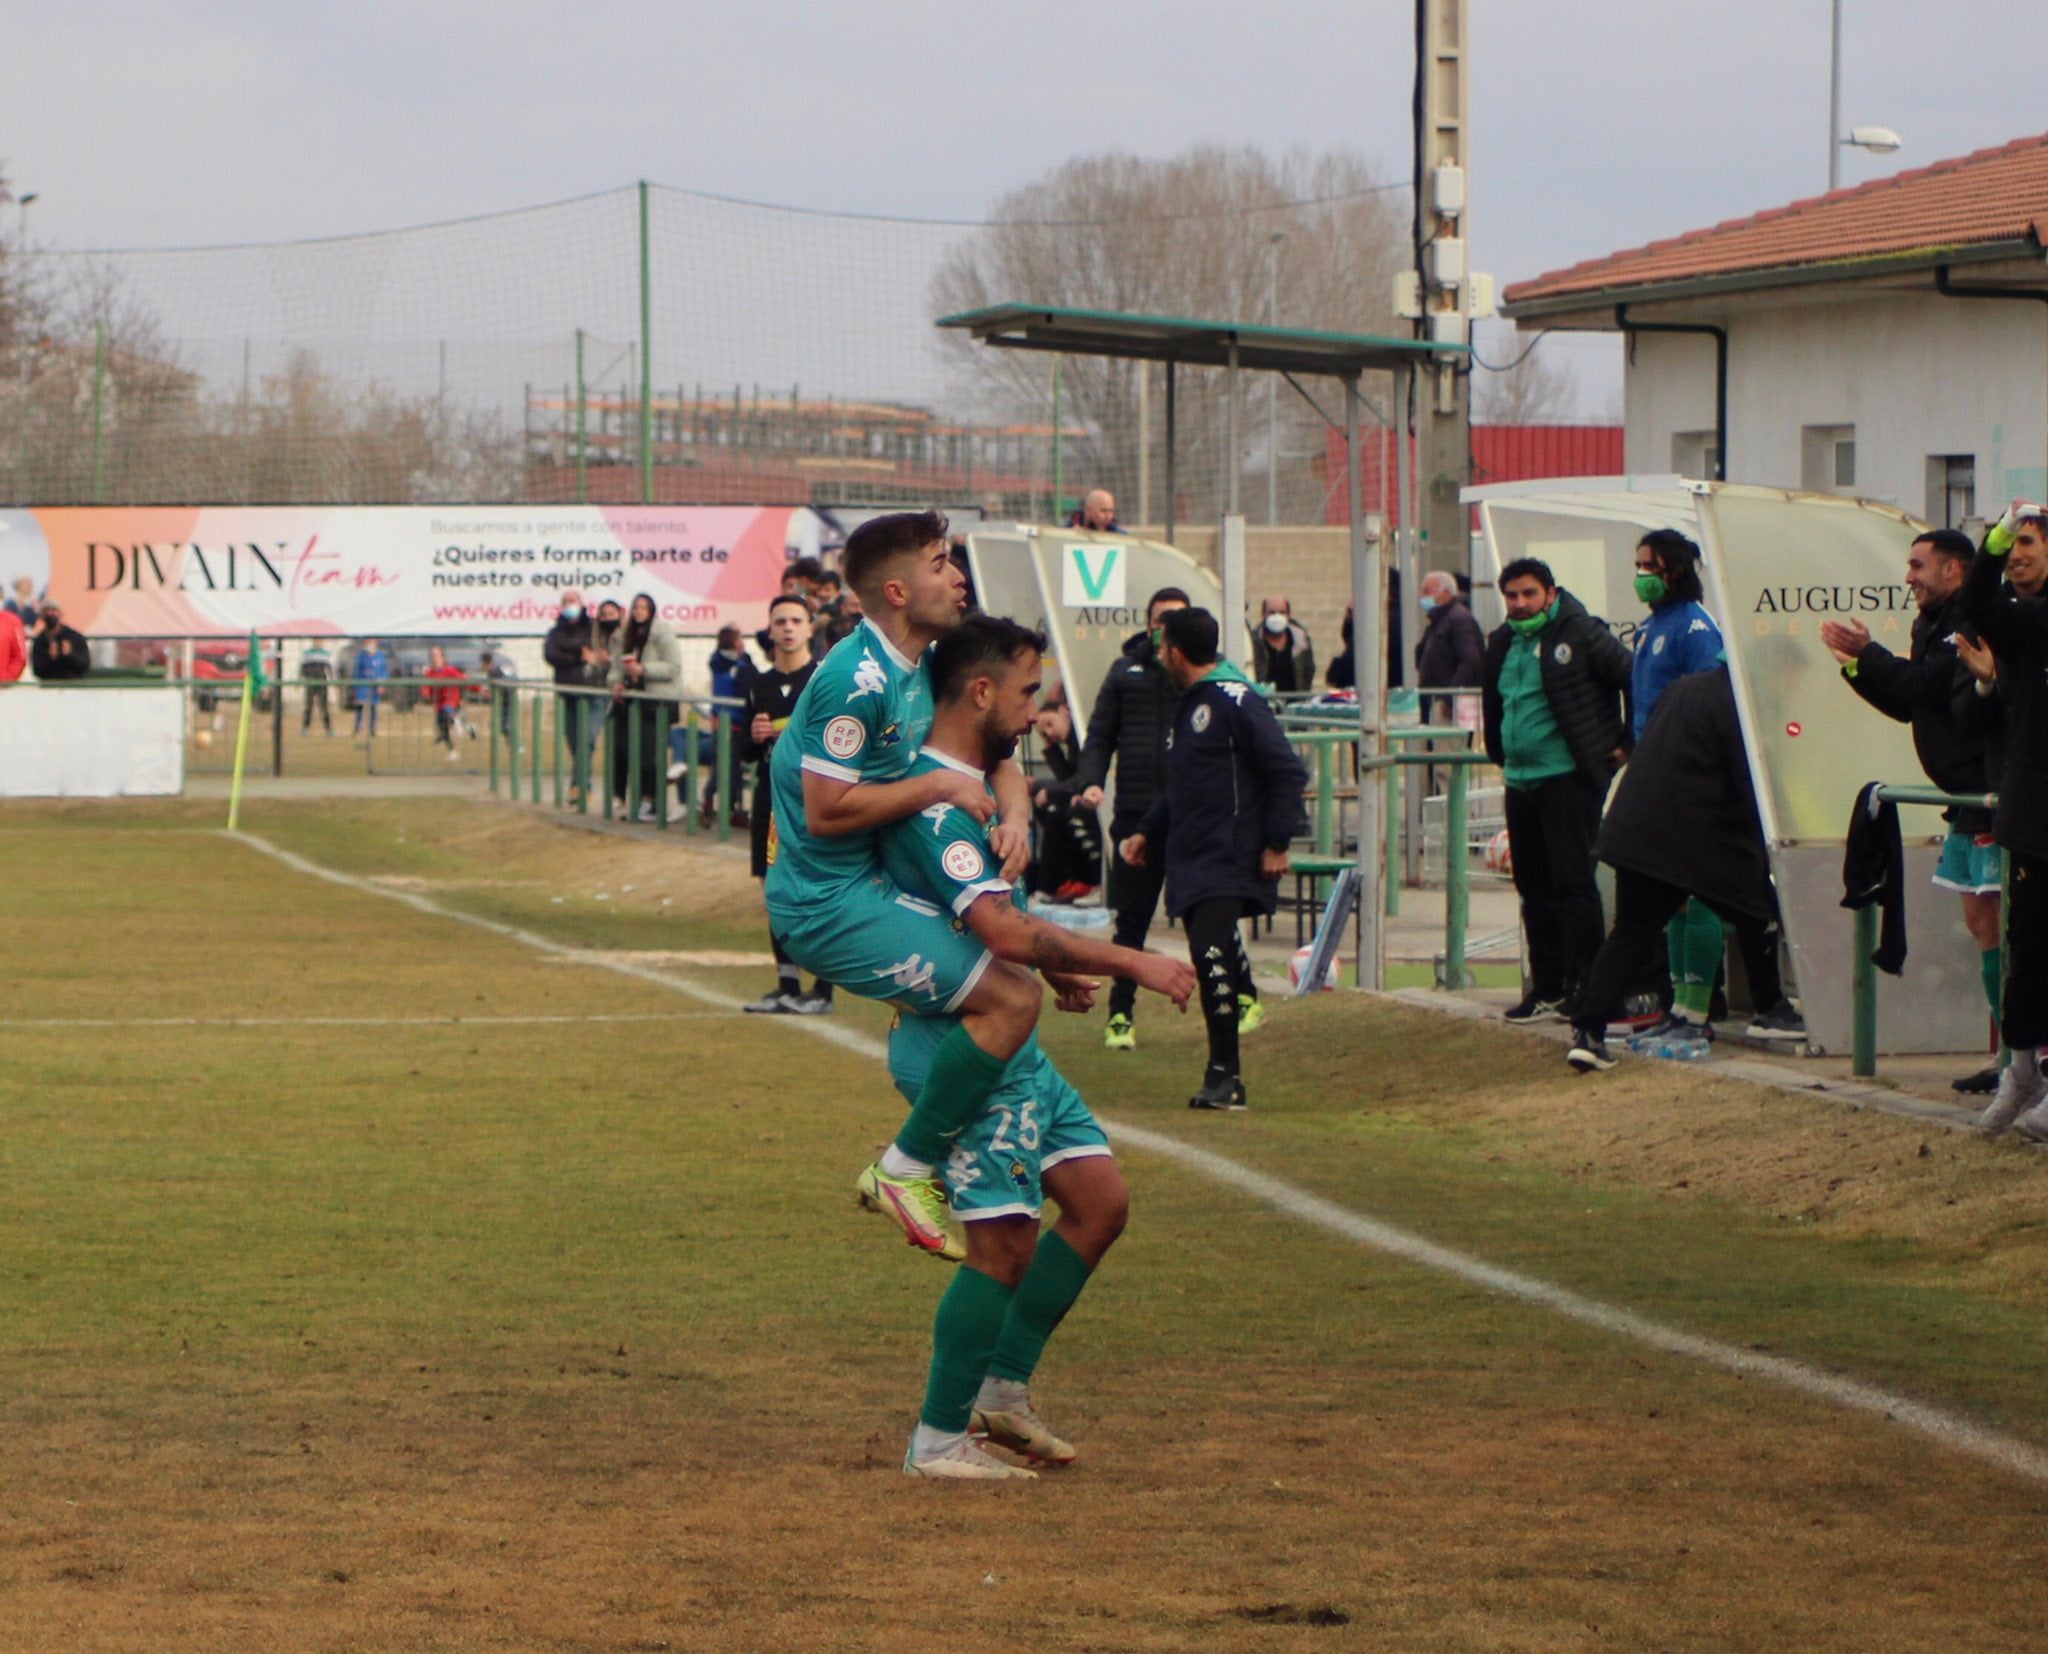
226, 629, 267, 830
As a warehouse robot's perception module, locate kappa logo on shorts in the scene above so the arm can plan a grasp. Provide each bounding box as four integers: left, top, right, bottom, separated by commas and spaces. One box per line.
942, 840, 986, 882
823, 715, 866, 759
877, 954, 939, 996
849, 654, 887, 700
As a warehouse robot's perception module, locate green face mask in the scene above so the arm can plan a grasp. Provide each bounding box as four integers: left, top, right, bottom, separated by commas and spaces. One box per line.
1634, 572, 1667, 606
1505, 606, 1551, 638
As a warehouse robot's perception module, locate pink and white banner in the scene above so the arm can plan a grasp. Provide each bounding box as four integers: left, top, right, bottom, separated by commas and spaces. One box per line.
0, 506, 809, 638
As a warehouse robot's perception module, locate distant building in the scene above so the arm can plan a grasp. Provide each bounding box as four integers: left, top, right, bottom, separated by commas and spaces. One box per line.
1501, 129, 2048, 527
1321, 424, 1623, 527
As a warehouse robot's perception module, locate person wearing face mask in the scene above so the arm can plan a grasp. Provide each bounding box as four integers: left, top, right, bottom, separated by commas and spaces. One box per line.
1414, 571, 1485, 714
1481, 557, 1634, 1024
606, 593, 682, 821
1251, 596, 1317, 694
1629, 531, 1729, 1040
544, 590, 600, 805
1074, 587, 1192, 1051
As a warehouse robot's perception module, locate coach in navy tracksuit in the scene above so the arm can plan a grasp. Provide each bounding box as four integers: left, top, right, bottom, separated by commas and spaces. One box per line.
1121, 607, 1308, 1112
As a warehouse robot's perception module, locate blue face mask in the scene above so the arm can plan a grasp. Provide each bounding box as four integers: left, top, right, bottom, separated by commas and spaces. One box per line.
562, 605, 583, 622
1419, 596, 1440, 616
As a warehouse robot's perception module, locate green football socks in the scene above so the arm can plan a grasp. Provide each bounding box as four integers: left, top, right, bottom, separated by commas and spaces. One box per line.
1667, 900, 1727, 1020
986, 1230, 1093, 1387
893, 1021, 1009, 1166
919, 1265, 1016, 1433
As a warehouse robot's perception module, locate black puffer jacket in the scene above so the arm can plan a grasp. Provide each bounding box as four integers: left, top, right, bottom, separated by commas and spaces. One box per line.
1957, 539, 2048, 858
543, 611, 595, 686
1137, 665, 1309, 920
1074, 630, 1179, 823
1843, 591, 1994, 834
1481, 588, 1633, 790
1597, 667, 1774, 921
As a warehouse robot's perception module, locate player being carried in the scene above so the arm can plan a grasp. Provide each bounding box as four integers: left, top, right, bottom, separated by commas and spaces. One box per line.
877, 615, 1196, 1480
763, 511, 1048, 1260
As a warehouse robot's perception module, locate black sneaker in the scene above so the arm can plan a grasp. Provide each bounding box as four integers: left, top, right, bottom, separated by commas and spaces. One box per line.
744, 988, 797, 1014
1953, 1065, 2002, 1095
1566, 1029, 1615, 1072
1189, 1074, 1248, 1111
1630, 1011, 1713, 1044
1745, 1002, 1807, 1042
1504, 992, 1567, 1024
784, 991, 834, 1016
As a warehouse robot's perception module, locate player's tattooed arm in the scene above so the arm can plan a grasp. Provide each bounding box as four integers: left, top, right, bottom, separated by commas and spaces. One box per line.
967, 900, 1196, 1008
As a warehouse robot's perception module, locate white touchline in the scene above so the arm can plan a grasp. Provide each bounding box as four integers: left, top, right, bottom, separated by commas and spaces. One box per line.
231, 828, 2048, 1489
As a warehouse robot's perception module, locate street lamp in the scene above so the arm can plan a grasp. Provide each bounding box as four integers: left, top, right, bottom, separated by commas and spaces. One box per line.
1828, 2, 1902, 190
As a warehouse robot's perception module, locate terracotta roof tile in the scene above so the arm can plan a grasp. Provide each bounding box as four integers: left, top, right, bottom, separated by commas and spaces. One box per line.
1505, 130, 2048, 307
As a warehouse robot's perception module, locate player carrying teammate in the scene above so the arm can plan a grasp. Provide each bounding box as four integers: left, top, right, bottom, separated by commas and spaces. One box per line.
877, 616, 1195, 1479
761, 512, 1044, 1259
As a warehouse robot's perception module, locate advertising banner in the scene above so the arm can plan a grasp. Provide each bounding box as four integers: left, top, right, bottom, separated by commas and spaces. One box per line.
0, 506, 816, 638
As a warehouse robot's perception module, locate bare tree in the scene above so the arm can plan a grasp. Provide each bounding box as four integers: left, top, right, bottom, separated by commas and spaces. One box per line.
931, 146, 1407, 523
1473, 337, 1572, 426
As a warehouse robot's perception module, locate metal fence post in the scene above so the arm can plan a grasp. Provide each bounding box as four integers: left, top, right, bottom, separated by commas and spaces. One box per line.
507, 687, 522, 796
627, 698, 642, 820
1851, 903, 1879, 1078
1383, 766, 1401, 918
529, 692, 543, 802
1444, 759, 1471, 989
655, 703, 671, 830
603, 705, 616, 820
1314, 739, 1335, 856
489, 687, 501, 793
552, 695, 565, 808
715, 710, 734, 843
683, 703, 701, 835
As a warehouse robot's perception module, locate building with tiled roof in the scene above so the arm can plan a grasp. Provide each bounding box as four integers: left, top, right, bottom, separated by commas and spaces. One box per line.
1501, 132, 2048, 520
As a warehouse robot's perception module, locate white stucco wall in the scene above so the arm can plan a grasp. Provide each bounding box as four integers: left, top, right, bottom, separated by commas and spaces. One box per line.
1622, 294, 2048, 518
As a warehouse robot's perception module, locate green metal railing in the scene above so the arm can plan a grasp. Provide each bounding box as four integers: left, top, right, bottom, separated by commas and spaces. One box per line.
1362, 750, 1492, 989
486, 681, 744, 838
1850, 782, 2004, 1080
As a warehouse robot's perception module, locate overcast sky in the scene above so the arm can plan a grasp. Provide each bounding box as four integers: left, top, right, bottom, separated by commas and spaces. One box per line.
7, 0, 2045, 418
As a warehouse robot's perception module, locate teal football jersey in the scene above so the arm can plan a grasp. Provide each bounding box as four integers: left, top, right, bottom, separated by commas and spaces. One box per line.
763, 618, 934, 909
878, 750, 1019, 920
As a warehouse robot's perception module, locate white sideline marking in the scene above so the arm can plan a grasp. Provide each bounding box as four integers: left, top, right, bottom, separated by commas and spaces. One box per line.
0, 1013, 727, 1030
229, 828, 2048, 1489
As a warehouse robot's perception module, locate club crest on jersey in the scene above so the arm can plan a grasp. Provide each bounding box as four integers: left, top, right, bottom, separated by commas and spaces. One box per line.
1191, 704, 1212, 733
849, 654, 888, 700
942, 840, 986, 882
877, 720, 904, 747
823, 715, 866, 759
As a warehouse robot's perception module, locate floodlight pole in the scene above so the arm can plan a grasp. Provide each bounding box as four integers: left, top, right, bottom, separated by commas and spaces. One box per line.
1828, 0, 1843, 191
638, 180, 653, 504
1163, 362, 1177, 545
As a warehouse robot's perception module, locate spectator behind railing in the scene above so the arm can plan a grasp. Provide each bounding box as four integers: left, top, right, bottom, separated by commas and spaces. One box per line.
1027, 688, 1101, 902
30, 604, 90, 682
1252, 596, 1317, 694
543, 589, 602, 806
0, 604, 25, 684
608, 592, 682, 822
350, 639, 389, 737
425, 645, 471, 758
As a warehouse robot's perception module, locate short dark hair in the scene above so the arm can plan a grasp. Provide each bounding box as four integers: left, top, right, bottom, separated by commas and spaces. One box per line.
789, 556, 826, 584
930, 613, 1048, 705
1147, 586, 1192, 622
1913, 527, 1976, 564
843, 510, 950, 600
1637, 529, 1705, 605
1499, 557, 1556, 592
1160, 606, 1220, 666
768, 593, 811, 619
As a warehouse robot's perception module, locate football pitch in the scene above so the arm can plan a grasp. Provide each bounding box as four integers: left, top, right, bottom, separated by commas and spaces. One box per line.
5, 798, 2048, 1651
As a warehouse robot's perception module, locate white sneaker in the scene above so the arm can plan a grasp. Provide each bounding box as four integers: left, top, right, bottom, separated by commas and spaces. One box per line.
2014, 1098, 2048, 1144
972, 1392, 1077, 1465
903, 1435, 1037, 1481
1976, 1067, 2047, 1135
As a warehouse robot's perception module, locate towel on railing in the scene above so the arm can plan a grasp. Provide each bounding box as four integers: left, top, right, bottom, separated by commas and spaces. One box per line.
1841, 782, 1907, 974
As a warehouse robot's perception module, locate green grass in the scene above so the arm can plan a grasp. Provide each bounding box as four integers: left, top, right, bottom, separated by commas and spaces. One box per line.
7, 798, 2048, 1650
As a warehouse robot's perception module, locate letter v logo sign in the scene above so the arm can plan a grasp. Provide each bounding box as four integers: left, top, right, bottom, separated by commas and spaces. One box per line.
1062, 543, 1125, 608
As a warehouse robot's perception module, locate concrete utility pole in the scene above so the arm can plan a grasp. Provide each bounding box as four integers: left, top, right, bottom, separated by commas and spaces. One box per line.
1416, 0, 1471, 575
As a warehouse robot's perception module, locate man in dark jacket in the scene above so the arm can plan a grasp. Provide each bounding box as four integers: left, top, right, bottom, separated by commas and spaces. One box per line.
1414, 570, 1485, 709
29, 605, 89, 681
1956, 501, 2048, 1136
1565, 666, 1806, 1071
1074, 586, 1190, 1051
1481, 557, 1632, 1023
542, 590, 600, 803
1822, 528, 2004, 1094
1120, 607, 1309, 1111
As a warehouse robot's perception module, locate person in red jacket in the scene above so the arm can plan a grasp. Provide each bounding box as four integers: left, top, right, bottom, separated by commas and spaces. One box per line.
425, 646, 471, 754
0, 607, 25, 684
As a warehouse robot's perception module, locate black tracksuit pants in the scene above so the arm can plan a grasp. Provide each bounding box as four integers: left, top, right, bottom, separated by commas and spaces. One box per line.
1183, 896, 1257, 1079
1107, 810, 1168, 1019
1503, 771, 1606, 1003
1576, 867, 1784, 1034
2003, 851, 2048, 1050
